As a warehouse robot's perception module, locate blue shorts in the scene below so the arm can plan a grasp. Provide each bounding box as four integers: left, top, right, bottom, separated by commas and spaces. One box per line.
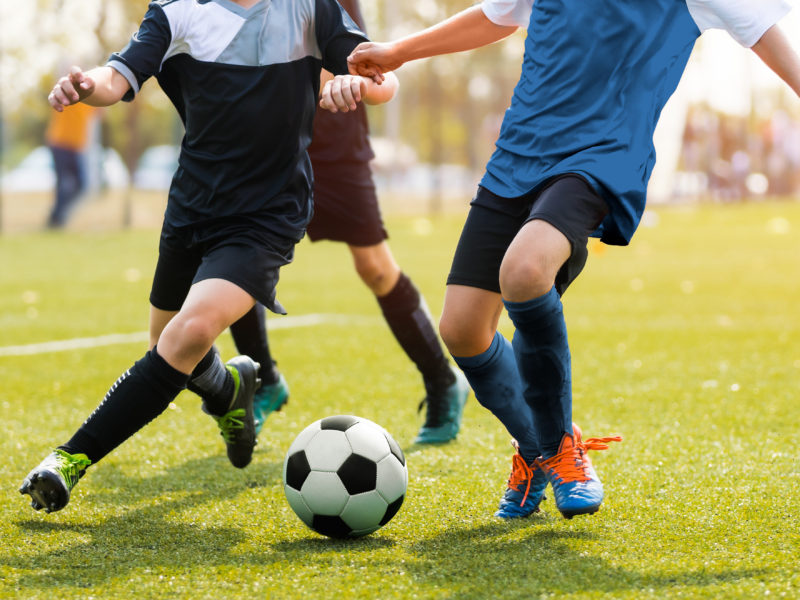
150, 217, 296, 314
447, 175, 609, 296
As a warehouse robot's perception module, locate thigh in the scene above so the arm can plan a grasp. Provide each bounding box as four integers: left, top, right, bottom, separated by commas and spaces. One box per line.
447, 190, 531, 294
178, 278, 256, 335
158, 278, 256, 373
194, 223, 296, 315
527, 175, 609, 295
149, 305, 177, 349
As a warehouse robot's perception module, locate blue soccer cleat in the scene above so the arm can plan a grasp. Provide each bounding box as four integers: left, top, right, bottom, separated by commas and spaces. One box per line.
414, 366, 470, 444
253, 372, 289, 435
495, 440, 547, 519
536, 424, 622, 519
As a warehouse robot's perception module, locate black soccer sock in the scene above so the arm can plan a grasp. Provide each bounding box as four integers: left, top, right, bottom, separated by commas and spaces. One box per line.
229, 303, 280, 385
377, 273, 455, 395
59, 348, 189, 464
186, 346, 235, 415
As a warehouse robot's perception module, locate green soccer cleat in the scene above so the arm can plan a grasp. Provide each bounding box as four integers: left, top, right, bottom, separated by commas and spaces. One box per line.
19, 449, 92, 513
253, 373, 289, 436
414, 366, 470, 444
204, 355, 260, 468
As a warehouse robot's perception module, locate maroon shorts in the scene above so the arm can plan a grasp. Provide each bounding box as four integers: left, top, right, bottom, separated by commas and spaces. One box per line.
306, 161, 388, 247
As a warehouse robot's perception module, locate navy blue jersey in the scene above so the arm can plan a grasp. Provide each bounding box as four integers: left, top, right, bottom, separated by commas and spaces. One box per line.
481, 0, 791, 245
108, 0, 368, 238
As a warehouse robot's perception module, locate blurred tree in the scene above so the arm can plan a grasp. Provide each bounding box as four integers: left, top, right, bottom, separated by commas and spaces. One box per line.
2, 0, 178, 174
2, 0, 525, 216
364, 0, 524, 210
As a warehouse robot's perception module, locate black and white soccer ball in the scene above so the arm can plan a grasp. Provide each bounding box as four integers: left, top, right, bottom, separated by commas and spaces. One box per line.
283, 415, 408, 538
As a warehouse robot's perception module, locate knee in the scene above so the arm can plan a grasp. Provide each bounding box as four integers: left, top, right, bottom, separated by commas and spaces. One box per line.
167, 314, 218, 353
439, 312, 491, 357
499, 255, 554, 302
354, 255, 397, 296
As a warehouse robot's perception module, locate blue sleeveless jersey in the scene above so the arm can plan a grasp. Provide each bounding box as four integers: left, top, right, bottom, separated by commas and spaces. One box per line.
480, 0, 791, 245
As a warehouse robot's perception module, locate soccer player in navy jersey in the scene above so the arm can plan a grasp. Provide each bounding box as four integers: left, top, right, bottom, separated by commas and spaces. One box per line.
349, 0, 800, 519
227, 0, 469, 446
19, 0, 397, 514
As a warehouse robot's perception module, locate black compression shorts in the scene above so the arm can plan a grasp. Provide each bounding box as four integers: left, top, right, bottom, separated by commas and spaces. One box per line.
447, 174, 609, 296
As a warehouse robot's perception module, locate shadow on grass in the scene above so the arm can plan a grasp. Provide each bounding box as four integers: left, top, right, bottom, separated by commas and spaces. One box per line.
405, 519, 771, 597
6, 454, 284, 593
272, 533, 396, 554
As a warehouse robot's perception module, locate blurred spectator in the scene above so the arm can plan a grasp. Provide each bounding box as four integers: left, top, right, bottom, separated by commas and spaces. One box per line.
677, 101, 800, 202
44, 102, 99, 228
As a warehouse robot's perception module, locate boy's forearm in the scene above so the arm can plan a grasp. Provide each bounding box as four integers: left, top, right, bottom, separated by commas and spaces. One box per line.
751, 25, 800, 97
364, 72, 398, 105
392, 6, 517, 63
83, 66, 131, 106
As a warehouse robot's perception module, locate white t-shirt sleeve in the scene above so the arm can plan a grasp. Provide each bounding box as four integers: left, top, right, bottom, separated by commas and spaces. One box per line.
686, 0, 793, 47
481, 0, 535, 28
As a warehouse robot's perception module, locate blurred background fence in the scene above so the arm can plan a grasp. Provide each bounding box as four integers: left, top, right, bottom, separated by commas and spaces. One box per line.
1, 0, 800, 233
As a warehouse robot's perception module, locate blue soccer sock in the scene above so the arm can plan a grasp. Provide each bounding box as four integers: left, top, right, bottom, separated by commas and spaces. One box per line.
452, 331, 539, 462
504, 287, 572, 458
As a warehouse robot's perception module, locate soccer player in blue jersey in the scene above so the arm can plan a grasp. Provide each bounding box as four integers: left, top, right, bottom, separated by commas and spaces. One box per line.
228, 0, 469, 446
19, 0, 397, 514
349, 0, 800, 519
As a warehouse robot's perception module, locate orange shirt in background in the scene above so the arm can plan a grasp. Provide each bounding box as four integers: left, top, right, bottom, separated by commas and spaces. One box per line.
45, 103, 98, 151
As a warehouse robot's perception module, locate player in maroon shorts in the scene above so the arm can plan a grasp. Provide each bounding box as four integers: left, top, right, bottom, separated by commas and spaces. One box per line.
228, 0, 469, 446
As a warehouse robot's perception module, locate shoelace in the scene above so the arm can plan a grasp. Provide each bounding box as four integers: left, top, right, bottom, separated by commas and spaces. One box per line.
507, 453, 539, 507
215, 408, 246, 443
505, 440, 540, 507
54, 451, 91, 488
537, 434, 622, 483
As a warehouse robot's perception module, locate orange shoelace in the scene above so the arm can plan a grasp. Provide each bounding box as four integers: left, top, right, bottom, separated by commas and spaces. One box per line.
537, 434, 622, 483
506, 442, 538, 506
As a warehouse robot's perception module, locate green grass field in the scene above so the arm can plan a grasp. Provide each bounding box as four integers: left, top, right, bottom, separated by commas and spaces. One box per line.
1, 201, 798, 599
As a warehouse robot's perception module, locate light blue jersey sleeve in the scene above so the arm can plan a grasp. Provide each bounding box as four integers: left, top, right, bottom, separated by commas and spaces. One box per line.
686, 0, 792, 47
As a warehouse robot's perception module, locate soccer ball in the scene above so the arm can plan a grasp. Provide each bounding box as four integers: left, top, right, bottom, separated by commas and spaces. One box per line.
283, 415, 408, 538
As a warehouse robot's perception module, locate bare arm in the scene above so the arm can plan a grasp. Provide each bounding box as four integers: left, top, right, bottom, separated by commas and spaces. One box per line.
348, 6, 517, 81
751, 24, 800, 97
48, 65, 132, 111
319, 70, 399, 113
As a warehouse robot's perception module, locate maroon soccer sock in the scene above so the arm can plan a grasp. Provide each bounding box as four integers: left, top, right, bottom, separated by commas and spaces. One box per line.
377, 273, 455, 394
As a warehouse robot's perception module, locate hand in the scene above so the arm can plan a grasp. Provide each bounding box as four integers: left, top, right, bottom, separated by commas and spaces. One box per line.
319, 74, 367, 113
347, 42, 404, 84
48, 66, 95, 111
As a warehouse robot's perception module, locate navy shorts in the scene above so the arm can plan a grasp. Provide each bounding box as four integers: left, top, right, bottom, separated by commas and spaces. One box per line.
305, 161, 388, 247
447, 175, 609, 296
150, 217, 296, 314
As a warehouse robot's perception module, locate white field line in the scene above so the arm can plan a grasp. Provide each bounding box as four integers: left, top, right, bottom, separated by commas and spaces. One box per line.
0, 313, 378, 357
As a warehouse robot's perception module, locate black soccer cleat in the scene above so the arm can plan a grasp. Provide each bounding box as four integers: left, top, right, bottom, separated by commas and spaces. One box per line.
204, 356, 260, 468
19, 449, 91, 513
